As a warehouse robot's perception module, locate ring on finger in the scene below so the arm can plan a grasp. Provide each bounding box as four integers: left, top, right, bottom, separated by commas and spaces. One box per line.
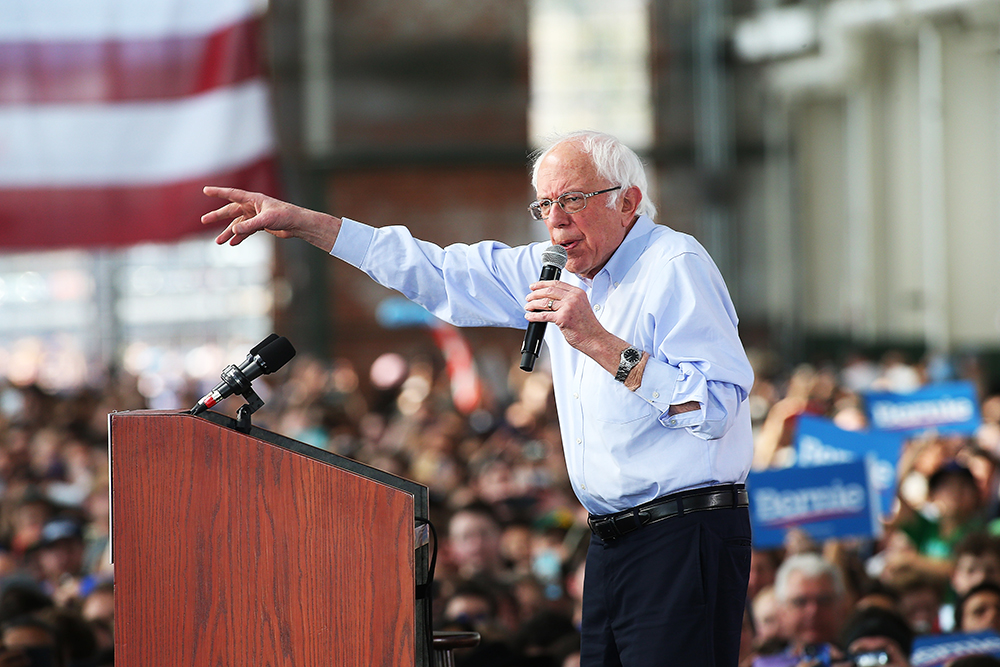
547, 299, 555, 311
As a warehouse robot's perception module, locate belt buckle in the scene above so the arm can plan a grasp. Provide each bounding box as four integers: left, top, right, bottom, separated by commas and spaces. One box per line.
588, 515, 611, 540
589, 515, 621, 541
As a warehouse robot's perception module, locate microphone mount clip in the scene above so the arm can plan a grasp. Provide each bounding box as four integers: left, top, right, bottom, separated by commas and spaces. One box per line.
219, 364, 265, 433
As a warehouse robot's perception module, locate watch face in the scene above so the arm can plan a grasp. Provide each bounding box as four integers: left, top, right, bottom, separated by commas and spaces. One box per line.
623, 348, 641, 364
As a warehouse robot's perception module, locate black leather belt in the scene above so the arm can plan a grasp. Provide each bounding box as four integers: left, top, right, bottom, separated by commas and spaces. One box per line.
587, 484, 748, 542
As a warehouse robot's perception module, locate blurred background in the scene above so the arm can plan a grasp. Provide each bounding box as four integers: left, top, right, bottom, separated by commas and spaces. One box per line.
5, 0, 1000, 400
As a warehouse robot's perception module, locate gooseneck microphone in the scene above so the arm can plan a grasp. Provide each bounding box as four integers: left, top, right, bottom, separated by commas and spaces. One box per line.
189, 334, 296, 415
520, 244, 568, 372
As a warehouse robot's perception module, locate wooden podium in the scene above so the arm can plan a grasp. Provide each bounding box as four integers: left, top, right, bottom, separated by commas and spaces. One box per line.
109, 409, 431, 666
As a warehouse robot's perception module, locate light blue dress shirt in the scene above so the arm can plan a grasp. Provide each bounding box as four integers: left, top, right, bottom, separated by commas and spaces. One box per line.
332, 214, 754, 515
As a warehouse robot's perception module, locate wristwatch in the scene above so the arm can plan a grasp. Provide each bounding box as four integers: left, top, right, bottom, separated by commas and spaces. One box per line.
614, 345, 642, 383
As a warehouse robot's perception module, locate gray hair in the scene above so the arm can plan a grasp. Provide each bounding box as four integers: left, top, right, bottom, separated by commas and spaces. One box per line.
773, 553, 845, 602
530, 130, 657, 220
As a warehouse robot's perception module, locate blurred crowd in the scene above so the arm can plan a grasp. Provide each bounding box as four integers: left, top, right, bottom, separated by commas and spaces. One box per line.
2, 340, 1000, 667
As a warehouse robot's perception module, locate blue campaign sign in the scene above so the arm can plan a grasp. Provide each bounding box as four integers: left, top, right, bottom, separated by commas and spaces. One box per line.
795, 415, 904, 517
865, 380, 981, 436
911, 631, 1000, 667
747, 459, 881, 549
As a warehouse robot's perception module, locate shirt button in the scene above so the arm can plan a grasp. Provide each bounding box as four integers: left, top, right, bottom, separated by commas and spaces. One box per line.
576, 438, 582, 444
573, 393, 579, 399
652, 391, 660, 398
580, 484, 587, 490
669, 418, 678, 426
614, 282, 620, 287
594, 304, 601, 312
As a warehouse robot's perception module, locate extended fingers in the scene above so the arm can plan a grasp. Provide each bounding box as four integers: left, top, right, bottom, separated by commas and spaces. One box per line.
201, 201, 249, 226
203, 185, 251, 201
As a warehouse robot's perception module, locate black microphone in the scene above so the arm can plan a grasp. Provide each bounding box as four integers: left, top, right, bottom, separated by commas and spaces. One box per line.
520, 244, 568, 372
189, 334, 296, 415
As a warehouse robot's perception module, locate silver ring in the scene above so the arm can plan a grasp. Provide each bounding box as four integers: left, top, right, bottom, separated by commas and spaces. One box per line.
547, 299, 554, 311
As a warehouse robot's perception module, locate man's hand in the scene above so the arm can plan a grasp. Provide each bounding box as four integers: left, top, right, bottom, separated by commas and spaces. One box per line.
524, 280, 634, 379
202, 187, 342, 252
524, 280, 607, 351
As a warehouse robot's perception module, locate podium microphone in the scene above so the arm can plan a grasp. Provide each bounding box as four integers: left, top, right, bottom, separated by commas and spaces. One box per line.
520, 244, 568, 372
189, 334, 296, 415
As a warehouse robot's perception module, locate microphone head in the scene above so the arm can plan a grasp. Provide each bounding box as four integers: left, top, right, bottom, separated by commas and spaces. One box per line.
249, 333, 280, 356
256, 336, 296, 374
541, 244, 568, 270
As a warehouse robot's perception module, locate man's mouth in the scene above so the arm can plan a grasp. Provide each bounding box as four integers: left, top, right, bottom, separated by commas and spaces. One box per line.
558, 240, 579, 251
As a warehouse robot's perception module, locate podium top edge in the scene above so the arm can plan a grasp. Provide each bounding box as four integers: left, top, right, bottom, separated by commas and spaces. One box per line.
108, 409, 428, 515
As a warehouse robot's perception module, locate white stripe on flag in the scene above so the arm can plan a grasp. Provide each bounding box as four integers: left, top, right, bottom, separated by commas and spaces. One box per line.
0, 80, 274, 187
0, 0, 268, 41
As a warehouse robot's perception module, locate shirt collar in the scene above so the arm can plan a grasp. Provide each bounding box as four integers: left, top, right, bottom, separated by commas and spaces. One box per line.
597, 215, 655, 285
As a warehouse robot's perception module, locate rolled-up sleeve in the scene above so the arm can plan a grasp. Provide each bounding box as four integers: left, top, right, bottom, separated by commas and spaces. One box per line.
631, 250, 753, 441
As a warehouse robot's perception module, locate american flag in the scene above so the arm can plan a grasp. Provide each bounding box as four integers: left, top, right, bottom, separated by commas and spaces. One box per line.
0, 0, 278, 250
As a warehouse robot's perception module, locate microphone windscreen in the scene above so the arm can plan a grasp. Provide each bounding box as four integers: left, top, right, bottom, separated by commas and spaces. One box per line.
257, 336, 296, 373
541, 245, 568, 270
249, 333, 280, 356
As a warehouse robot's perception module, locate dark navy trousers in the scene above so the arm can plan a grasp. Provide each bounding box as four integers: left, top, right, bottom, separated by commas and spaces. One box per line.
580, 505, 752, 667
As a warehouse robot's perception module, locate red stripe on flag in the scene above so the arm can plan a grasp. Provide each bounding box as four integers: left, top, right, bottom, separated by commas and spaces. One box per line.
0, 16, 263, 104
0, 157, 279, 250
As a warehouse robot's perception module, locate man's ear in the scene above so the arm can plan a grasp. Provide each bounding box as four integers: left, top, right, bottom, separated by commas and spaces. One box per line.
619, 185, 641, 223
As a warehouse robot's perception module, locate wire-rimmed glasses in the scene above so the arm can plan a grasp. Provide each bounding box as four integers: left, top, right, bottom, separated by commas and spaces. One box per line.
528, 186, 621, 221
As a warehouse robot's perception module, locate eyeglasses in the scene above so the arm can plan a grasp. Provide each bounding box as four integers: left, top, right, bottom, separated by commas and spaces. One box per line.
528, 186, 621, 221
788, 594, 836, 609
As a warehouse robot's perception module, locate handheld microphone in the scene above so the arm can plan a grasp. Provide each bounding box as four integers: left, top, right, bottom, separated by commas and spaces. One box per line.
189, 334, 296, 415
520, 244, 568, 372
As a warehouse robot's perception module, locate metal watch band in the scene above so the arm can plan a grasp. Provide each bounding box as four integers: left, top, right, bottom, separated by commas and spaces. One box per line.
615, 346, 642, 383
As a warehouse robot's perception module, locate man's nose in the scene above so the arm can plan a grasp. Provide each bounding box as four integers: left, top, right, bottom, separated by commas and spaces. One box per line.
546, 206, 570, 228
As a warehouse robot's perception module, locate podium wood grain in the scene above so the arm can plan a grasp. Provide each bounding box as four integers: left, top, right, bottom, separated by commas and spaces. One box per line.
111, 411, 415, 666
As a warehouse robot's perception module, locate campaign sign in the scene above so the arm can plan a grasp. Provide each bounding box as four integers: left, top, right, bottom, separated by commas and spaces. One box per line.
795, 415, 904, 517
911, 630, 1000, 667
747, 459, 880, 549
865, 380, 981, 436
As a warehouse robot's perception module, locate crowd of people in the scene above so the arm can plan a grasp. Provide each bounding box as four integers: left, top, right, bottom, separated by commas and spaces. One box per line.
1, 341, 1000, 666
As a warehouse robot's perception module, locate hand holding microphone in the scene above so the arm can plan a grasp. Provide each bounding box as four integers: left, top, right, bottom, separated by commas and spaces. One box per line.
520, 245, 568, 371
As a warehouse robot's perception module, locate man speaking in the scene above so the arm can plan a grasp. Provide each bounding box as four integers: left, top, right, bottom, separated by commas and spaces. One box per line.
203, 130, 754, 667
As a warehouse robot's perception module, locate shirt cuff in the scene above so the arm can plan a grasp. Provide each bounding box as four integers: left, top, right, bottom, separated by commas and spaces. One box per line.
633, 358, 681, 412
330, 218, 375, 268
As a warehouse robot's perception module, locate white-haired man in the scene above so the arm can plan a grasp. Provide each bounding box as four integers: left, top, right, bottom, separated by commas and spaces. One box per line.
203, 130, 755, 667
774, 553, 849, 658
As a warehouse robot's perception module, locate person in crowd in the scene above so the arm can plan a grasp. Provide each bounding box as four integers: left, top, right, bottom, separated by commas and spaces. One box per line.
838, 606, 914, 667
203, 129, 755, 667
952, 533, 1000, 597
749, 549, 781, 603
854, 580, 900, 612
891, 460, 986, 583
80, 582, 114, 655
446, 502, 506, 582
27, 518, 88, 607
772, 553, 849, 659
893, 570, 945, 635
440, 579, 521, 667
0, 615, 62, 667
955, 581, 1000, 635
932, 532, 1000, 631
751, 585, 784, 647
